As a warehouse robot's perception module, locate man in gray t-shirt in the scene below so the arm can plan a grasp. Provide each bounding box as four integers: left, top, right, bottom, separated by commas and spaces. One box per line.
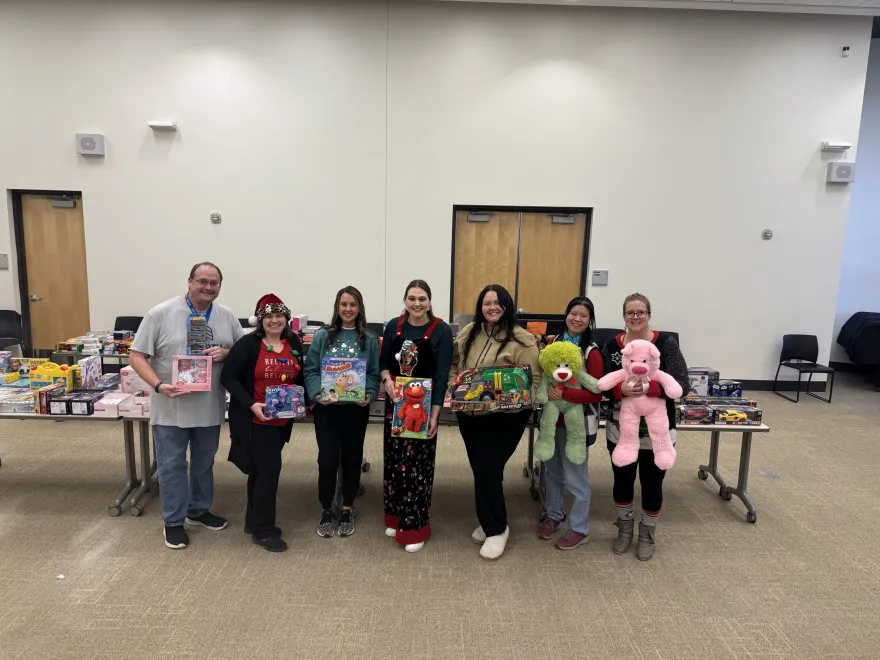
130, 262, 244, 550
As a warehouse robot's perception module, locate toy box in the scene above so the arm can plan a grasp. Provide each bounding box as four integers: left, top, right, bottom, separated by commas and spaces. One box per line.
113, 330, 133, 341
713, 406, 763, 426
684, 396, 757, 408
290, 315, 308, 333
119, 392, 149, 417
30, 363, 76, 392
10, 357, 48, 379
263, 384, 307, 420
0, 351, 10, 374
3, 372, 22, 384
319, 357, 366, 403
709, 380, 742, 397
92, 373, 120, 391
78, 355, 102, 391
677, 404, 715, 425
120, 366, 149, 395
70, 391, 106, 416
94, 392, 132, 418
171, 356, 212, 392
49, 392, 79, 416
391, 377, 432, 439
36, 383, 66, 414
0, 391, 37, 413
687, 367, 720, 396
445, 365, 532, 413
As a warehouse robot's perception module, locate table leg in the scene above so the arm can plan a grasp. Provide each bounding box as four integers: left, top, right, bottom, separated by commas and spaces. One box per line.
129, 421, 155, 516
698, 431, 729, 495
109, 421, 140, 517
721, 432, 757, 523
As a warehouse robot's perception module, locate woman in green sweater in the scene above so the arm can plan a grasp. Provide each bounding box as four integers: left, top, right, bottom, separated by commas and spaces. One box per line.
304, 286, 380, 538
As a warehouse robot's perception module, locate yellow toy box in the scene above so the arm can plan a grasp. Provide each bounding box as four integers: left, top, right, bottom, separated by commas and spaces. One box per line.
29, 362, 78, 392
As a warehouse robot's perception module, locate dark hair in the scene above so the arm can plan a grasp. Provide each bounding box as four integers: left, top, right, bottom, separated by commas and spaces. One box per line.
461, 284, 528, 365
403, 279, 435, 323
564, 296, 596, 350
254, 313, 293, 342
189, 262, 223, 284
623, 292, 651, 316
326, 286, 370, 351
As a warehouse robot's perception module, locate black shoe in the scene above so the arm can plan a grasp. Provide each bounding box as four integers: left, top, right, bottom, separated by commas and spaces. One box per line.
163, 525, 189, 549
253, 535, 288, 553
185, 511, 228, 530
317, 509, 335, 538
337, 509, 355, 537
244, 523, 253, 535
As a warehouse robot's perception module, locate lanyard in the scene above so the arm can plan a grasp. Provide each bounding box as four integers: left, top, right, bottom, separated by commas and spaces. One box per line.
185, 294, 212, 355
185, 294, 212, 325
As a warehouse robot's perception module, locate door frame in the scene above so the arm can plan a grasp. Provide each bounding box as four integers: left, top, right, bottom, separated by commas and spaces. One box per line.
10, 189, 84, 355
449, 204, 593, 318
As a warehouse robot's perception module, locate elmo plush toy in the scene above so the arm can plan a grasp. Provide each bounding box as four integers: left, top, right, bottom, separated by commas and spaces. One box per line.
398, 380, 428, 434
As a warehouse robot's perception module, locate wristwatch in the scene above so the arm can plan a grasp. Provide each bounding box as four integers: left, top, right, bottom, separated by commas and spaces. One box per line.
154, 381, 163, 393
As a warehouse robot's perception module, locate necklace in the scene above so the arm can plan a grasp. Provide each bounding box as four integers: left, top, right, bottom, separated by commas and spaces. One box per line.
263, 338, 283, 353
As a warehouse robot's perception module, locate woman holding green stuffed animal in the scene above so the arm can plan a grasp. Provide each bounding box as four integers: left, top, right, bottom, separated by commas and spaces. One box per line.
535, 297, 604, 551
448, 285, 541, 560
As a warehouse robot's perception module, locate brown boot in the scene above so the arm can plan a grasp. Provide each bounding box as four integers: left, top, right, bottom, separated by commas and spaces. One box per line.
637, 522, 656, 561
612, 519, 634, 555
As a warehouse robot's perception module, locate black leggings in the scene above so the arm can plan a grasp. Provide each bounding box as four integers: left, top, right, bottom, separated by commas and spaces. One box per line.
606, 439, 666, 513
313, 403, 370, 509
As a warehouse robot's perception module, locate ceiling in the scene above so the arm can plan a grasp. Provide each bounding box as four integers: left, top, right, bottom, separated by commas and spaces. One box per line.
433, 0, 880, 17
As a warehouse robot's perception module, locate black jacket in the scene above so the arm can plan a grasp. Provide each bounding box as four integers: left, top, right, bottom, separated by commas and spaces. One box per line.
220, 331, 306, 475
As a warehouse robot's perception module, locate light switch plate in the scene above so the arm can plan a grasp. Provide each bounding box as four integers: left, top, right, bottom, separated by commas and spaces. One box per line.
591, 269, 608, 286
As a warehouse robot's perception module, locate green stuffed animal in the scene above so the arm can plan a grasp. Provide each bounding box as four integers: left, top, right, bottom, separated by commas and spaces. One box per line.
535, 341, 600, 466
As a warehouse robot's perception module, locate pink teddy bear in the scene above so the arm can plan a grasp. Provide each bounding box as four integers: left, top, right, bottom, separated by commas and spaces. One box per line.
597, 339, 683, 470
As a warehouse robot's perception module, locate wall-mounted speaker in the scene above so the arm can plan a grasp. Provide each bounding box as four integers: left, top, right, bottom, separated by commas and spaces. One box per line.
76, 133, 105, 157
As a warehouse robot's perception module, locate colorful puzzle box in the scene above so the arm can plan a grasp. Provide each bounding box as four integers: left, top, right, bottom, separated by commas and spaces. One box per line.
171, 356, 212, 392
264, 384, 307, 420
392, 377, 432, 439
319, 357, 366, 403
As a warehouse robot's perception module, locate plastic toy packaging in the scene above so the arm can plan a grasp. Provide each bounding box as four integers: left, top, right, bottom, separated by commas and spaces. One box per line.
445, 365, 532, 413
319, 357, 366, 403
171, 356, 212, 392
263, 384, 307, 420
391, 377, 432, 439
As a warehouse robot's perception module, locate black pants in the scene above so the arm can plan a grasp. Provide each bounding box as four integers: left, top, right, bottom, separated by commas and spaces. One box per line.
245, 423, 287, 539
313, 403, 370, 510
458, 410, 531, 537
606, 439, 666, 512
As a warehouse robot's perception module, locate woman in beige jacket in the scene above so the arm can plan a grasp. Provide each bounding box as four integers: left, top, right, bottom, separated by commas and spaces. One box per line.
448, 284, 541, 560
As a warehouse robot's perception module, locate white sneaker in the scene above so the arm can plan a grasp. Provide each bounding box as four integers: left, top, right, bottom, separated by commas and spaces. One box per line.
385, 527, 397, 538
405, 542, 424, 553
479, 526, 509, 560
471, 526, 487, 545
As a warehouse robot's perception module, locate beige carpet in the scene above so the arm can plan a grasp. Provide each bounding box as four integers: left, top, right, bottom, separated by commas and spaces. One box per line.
0, 374, 878, 660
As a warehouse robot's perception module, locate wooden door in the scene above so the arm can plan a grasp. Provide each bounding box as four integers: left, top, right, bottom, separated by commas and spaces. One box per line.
21, 195, 90, 350
452, 211, 519, 317
517, 213, 587, 314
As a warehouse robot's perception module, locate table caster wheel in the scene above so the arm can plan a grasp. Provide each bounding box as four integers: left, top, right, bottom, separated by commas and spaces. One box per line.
697, 470, 708, 481
361, 462, 370, 473
720, 489, 732, 502
108, 506, 122, 517
522, 466, 530, 479
130, 505, 143, 517
530, 486, 540, 501
747, 512, 757, 524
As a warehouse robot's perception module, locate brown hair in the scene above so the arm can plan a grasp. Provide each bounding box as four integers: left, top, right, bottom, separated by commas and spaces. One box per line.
326, 285, 370, 351
623, 293, 651, 316
403, 279, 435, 323
189, 262, 223, 284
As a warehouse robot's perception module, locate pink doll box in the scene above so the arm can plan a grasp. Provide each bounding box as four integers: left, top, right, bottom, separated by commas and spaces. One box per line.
171, 356, 212, 392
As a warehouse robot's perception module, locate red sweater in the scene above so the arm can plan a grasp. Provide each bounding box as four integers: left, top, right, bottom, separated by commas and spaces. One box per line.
556, 348, 604, 427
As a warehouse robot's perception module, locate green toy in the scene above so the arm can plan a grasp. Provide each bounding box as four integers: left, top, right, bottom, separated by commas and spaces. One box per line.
535, 341, 600, 466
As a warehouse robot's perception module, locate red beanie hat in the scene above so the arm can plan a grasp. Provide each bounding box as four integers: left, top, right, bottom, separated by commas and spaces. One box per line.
249, 293, 291, 327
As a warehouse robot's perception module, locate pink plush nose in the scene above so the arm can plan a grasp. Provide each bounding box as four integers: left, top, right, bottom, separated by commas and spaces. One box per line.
631, 365, 648, 375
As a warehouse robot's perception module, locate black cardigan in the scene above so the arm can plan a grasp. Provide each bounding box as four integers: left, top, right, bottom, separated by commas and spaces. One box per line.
220, 331, 305, 475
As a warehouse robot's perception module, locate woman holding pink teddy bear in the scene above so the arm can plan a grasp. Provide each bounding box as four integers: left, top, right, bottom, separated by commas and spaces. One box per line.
601, 293, 688, 561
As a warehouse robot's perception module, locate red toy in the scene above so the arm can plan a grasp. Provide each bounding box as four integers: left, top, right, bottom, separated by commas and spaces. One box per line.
397, 380, 428, 433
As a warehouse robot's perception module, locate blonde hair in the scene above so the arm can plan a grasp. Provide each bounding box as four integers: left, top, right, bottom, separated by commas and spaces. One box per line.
623, 293, 651, 316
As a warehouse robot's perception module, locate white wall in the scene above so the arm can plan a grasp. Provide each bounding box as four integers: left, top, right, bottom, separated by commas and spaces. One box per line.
832, 38, 880, 364
0, 0, 873, 380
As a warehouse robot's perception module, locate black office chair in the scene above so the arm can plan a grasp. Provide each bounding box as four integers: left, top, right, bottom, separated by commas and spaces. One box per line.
239, 318, 252, 329
773, 334, 835, 403
366, 322, 385, 336
593, 328, 624, 351
114, 316, 143, 332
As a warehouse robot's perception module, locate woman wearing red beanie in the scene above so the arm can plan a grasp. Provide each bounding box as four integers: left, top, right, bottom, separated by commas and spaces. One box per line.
221, 294, 305, 552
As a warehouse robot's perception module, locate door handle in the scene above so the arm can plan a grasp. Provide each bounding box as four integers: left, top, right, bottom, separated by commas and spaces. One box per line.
29, 294, 42, 302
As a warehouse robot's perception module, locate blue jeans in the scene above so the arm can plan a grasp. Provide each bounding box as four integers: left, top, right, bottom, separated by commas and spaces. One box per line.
544, 426, 591, 534
153, 425, 221, 526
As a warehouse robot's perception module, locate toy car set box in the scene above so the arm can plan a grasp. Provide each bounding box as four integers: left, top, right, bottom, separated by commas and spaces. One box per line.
445, 365, 532, 413
713, 406, 763, 426
687, 367, 720, 396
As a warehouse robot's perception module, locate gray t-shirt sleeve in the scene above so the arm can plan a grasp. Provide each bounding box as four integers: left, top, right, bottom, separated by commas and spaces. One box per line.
131, 311, 160, 356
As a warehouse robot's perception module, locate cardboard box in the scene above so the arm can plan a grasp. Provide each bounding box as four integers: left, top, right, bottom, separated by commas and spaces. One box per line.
36, 384, 66, 414
263, 384, 307, 420
48, 392, 79, 415
709, 380, 742, 397
319, 357, 366, 403
391, 377, 432, 439
120, 366, 150, 395
10, 357, 48, 379
119, 393, 149, 417
70, 391, 106, 416
713, 406, 763, 426
446, 365, 533, 413
0, 391, 38, 413
94, 392, 132, 417
290, 315, 308, 332
684, 396, 757, 408
687, 368, 720, 397
677, 404, 715, 425
78, 355, 102, 390
30, 363, 77, 392
0, 351, 10, 374
171, 356, 212, 392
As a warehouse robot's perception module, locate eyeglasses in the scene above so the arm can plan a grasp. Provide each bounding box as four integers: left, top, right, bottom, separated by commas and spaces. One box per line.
193, 278, 221, 288
624, 310, 648, 319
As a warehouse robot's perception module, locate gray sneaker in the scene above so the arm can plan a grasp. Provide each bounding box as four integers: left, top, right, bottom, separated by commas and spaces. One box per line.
612, 519, 634, 555
636, 522, 656, 561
